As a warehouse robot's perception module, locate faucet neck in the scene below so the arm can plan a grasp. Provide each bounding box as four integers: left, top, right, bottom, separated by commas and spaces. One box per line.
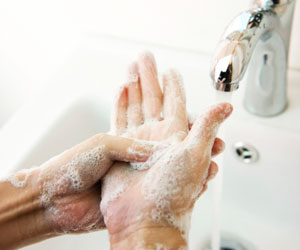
252, 0, 296, 8
210, 0, 296, 117
252, 0, 296, 54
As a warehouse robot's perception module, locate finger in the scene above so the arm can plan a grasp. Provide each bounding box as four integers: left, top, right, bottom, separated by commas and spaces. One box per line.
198, 183, 208, 197
111, 85, 128, 135
104, 135, 153, 162
162, 69, 188, 125
127, 62, 143, 127
138, 51, 162, 120
207, 161, 219, 181
211, 138, 225, 157
185, 103, 233, 153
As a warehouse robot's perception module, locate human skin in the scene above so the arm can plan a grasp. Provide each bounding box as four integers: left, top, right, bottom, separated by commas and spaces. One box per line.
0, 52, 231, 250
0, 134, 154, 249
101, 52, 233, 249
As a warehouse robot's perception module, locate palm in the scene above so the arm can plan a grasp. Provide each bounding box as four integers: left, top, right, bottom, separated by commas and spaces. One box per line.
100, 52, 231, 238
101, 53, 188, 232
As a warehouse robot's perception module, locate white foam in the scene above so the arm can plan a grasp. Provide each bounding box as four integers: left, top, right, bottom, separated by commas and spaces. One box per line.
1, 166, 38, 188
134, 240, 187, 250
154, 243, 169, 250
140, 144, 206, 242
127, 103, 143, 127
126, 73, 138, 84
46, 202, 104, 233
100, 161, 144, 221
39, 145, 108, 208
164, 69, 186, 103
101, 182, 125, 213
129, 142, 168, 170
35, 145, 110, 233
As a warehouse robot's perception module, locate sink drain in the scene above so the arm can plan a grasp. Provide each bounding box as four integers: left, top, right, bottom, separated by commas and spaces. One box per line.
233, 142, 259, 164
219, 238, 248, 250
203, 236, 253, 250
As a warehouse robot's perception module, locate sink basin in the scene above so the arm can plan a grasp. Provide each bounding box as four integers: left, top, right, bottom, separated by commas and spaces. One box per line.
221, 121, 300, 250
0, 35, 300, 250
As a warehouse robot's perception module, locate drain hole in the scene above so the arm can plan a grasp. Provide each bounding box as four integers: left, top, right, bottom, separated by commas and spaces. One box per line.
244, 155, 251, 159
203, 234, 257, 250
233, 142, 259, 164
203, 237, 251, 250
236, 149, 243, 156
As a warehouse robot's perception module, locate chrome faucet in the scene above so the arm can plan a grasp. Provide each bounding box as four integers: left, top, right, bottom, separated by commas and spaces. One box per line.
210, 0, 296, 116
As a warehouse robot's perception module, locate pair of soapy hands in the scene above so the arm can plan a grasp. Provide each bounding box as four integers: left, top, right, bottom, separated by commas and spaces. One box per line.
41, 52, 232, 241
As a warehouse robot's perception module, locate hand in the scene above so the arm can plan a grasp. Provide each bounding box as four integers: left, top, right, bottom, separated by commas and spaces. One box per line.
0, 133, 153, 249
100, 52, 232, 249
37, 133, 154, 234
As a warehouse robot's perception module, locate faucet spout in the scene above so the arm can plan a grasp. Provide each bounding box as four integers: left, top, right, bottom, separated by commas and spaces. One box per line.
210, 0, 296, 116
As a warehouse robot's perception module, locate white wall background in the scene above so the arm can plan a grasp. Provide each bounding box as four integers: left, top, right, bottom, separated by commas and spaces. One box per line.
0, 0, 299, 127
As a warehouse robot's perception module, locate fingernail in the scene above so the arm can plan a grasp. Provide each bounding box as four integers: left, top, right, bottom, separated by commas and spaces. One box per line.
138, 51, 156, 68
209, 173, 216, 180
224, 103, 233, 117
218, 140, 226, 152
138, 51, 154, 61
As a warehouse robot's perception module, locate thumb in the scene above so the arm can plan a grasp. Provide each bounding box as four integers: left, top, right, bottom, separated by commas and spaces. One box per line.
185, 103, 233, 153
105, 135, 154, 163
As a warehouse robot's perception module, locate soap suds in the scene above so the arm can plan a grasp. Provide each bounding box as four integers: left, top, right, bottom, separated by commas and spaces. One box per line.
128, 142, 168, 170
126, 73, 139, 84
134, 241, 187, 250
1, 166, 38, 188
163, 69, 186, 103
47, 201, 104, 233
35, 145, 111, 233
39, 145, 108, 207
127, 103, 143, 128
5, 171, 30, 188
101, 182, 125, 214
140, 145, 206, 241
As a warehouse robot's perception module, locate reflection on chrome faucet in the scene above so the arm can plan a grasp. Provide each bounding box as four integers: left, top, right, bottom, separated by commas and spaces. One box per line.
210, 0, 296, 116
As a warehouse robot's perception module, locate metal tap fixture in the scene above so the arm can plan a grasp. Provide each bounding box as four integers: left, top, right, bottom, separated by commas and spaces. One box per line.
210, 0, 296, 116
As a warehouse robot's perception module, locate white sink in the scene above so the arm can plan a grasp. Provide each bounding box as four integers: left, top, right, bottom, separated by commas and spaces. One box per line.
221, 121, 300, 250
1, 36, 300, 250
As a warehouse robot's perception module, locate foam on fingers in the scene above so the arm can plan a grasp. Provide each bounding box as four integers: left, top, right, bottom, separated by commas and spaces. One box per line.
1, 166, 39, 188
127, 63, 143, 128
111, 85, 128, 135
162, 69, 187, 125
138, 51, 163, 120
185, 103, 233, 152
107, 136, 155, 163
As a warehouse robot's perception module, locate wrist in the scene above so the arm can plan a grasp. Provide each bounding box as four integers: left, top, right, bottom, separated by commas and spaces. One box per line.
110, 224, 188, 250
107, 208, 190, 250
103, 185, 191, 249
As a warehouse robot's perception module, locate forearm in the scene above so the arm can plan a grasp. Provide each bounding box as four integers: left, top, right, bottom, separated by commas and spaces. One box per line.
0, 169, 56, 250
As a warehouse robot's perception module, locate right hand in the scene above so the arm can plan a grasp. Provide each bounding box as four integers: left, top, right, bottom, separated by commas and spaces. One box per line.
100, 52, 233, 248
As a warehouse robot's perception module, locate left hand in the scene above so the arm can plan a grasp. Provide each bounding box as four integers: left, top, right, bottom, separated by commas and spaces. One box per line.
0, 132, 153, 249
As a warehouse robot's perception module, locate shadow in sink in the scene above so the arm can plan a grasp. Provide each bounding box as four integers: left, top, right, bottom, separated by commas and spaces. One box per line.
18, 97, 110, 170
